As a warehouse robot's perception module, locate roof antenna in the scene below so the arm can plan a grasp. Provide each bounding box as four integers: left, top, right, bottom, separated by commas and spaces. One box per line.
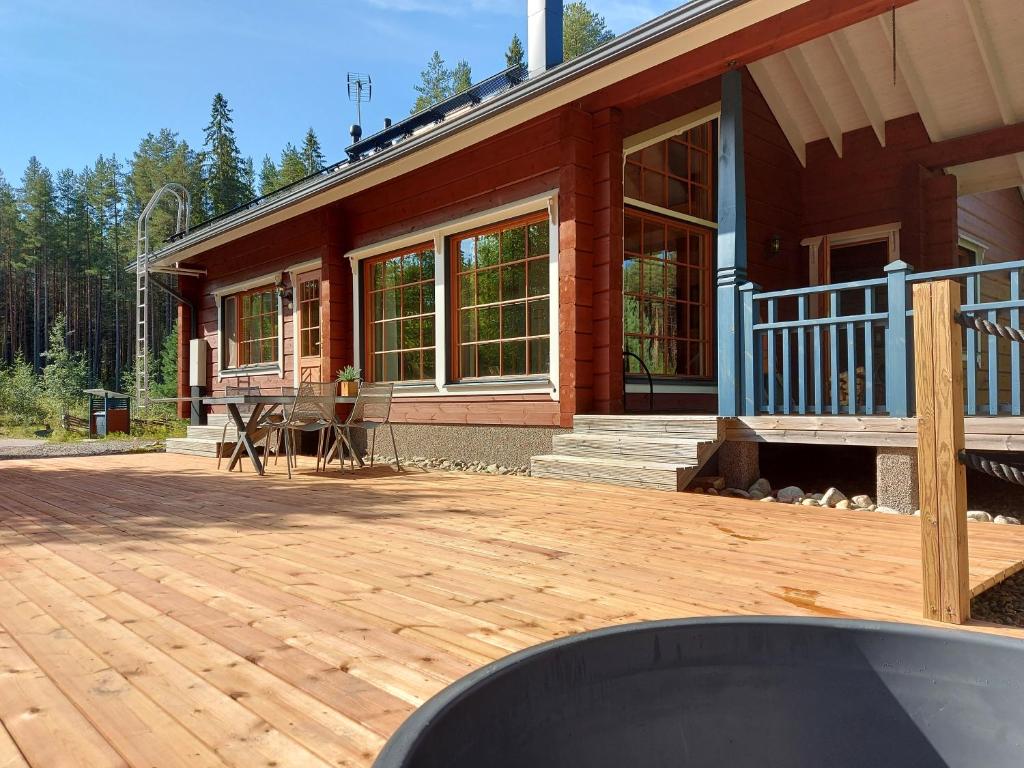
347, 72, 372, 140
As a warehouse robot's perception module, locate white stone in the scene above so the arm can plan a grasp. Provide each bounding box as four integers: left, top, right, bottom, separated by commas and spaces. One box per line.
820, 487, 847, 508
851, 494, 874, 509
967, 510, 993, 523
867, 504, 877, 512
994, 515, 1021, 525
777, 486, 804, 504
912, 510, 921, 517
876, 506, 903, 515
835, 499, 852, 510
801, 498, 819, 506
748, 478, 772, 496
759, 496, 776, 503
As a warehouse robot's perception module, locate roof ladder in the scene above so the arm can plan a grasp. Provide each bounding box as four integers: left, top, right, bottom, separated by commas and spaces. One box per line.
136, 184, 190, 409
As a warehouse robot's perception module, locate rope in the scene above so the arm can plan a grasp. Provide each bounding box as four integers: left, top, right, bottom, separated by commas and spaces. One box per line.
959, 451, 1024, 487
955, 312, 1024, 343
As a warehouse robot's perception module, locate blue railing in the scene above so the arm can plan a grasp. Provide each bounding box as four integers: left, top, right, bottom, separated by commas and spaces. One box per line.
738, 259, 1024, 417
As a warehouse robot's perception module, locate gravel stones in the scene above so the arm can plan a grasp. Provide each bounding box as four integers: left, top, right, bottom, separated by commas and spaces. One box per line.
777, 486, 805, 504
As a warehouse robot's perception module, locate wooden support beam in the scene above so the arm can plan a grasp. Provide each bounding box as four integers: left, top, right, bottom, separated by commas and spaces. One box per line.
911, 122, 1024, 171
877, 13, 943, 142
785, 46, 843, 157
829, 28, 885, 147
913, 280, 969, 624
747, 59, 806, 166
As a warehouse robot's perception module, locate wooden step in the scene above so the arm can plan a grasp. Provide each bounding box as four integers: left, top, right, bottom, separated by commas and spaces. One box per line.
186, 425, 238, 441
552, 433, 706, 464
530, 454, 689, 492
205, 413, 231, 427
165, 438, 230, 458
572, 414, 722, 438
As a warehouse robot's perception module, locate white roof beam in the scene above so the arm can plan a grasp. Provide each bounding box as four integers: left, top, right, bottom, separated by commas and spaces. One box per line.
877, 13, 943, 141
748, 59, 807, 166
963, 0, 1015, 126
829, 28, 886, 147
785, 46, 844, 157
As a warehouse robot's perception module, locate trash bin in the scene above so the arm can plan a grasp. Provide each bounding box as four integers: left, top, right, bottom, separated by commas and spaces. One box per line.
85, 389, 131, 438
373, 617, 1024, 768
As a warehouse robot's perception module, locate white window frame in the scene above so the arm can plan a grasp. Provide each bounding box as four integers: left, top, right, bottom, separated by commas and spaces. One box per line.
958, 233, 989, 265
287, 257, 324, 388
213, 270, 288, 380
347, 191, 560, 399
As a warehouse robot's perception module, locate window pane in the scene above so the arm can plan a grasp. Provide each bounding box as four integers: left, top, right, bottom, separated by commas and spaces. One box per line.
624, 215, 641, 254
501, 227, 526, 262
460, 273, 475, 306
382, 352, 400, 381
527, 258, 549, 297
402, 285, 419, 316
502, 262, 526, 300
477, 233, 499, 268
624, 162, 641, 199
423, 349, 436, 379
502, 301, 526, 338
528, 222, 549, 256
503, 341, 526, 376
478, 306, 500, 341
402, 318, 421, 348
373, 262, 384, 289
644, 221, 665, 259
461, 345, 477, 377
380, 320, 400, 351
528, 338, 549, 374
460, 309, 477, 342
459, 239, 475, 270
623, 257, 641, 294
642, 170, 665, 207
528, 298, 549, 336
421, 250, 435, 280
383, 289, 400, 319
478, 343, 500, 376
402, 350, 421, 380
477, 268, 499, 304
422, 316, 435, 346
668, 139, 688, 178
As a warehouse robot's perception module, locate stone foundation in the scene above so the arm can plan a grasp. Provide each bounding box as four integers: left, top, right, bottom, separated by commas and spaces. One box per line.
717, 441, 760, 490
353, 423, 568, 468
875, 446, 919, 514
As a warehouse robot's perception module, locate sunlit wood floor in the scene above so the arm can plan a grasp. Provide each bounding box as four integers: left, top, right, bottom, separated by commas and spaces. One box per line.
0, 452, 1022, 767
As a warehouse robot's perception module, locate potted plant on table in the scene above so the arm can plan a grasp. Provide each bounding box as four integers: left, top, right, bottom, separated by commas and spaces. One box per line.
336, 366, 361, 397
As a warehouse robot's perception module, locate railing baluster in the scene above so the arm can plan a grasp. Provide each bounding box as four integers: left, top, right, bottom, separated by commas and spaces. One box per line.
884, 260, 911, 416
830, 291, 840, 415
1012, 270, 1021, 416
766, 300, 777, 414
864, 288, 874, 415
847, 320, 856, 415
813, 324, 823, 415
782, 324, 791, 415
988, 307, 999, 416
797, 296, 807, 413
740, 283, 758, 416
966, 275, 977, 416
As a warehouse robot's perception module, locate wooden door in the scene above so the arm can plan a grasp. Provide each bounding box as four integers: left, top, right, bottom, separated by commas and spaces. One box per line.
295, 268, 322, 382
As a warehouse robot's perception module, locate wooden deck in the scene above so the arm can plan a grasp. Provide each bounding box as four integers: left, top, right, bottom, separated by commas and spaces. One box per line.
0, 453, 1023, 768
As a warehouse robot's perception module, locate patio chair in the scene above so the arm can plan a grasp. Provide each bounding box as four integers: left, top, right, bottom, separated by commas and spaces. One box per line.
217, 385, 261, 471
263, 381, 335, 479
338, 382, 401, 470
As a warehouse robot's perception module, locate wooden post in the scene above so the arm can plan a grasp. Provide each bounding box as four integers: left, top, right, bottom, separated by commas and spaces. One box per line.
913, 279, 969, 623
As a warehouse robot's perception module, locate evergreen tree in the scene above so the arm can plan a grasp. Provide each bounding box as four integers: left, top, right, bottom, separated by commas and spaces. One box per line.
241, 156, 256, 200
258, 155, 280, 196
505, 33, 525, 70
452, 60, 472, 94
19, 156, 57, 369
129, 130, 204, 244
301, 128, 326, 175
563, 1, 615, 60
412, 51, 453, 113
151, 320, 179, 400
277, 143, 307, 187
41, 312, 87, 421
202, 93, 247, 215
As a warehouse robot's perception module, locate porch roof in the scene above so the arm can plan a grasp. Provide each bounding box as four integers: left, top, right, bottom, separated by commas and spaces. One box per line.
749, 0, 1024, 195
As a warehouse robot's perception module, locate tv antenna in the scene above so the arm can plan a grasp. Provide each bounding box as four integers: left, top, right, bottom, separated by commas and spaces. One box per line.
347, 72, 372, 127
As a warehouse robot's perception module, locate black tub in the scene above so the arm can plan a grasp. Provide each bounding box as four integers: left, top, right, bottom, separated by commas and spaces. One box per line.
374, 617, 1024, 768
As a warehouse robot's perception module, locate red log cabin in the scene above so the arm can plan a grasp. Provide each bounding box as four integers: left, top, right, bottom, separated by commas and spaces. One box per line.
146, 0, 1024, 499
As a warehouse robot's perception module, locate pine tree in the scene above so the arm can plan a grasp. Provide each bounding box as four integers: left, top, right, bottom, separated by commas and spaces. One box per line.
301, 128, 326, 175
202, 93, 247, 215
241, 156, 256, 200
563, 1, 615, 61
258, 155, 280, 196
277, 143, 307, 187
19, 157, 57, 370
452, 60, 472, 94
412, 51, 453, 114
41, 312, 87, 421
505, 33, 525, 69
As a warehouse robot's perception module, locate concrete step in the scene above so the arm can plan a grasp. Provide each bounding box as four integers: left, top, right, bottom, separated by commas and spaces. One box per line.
572, 414, 721, 438
530, 454, 690, 492
165, 437, 230, 458
552, 433, 706, 464
206, 413, 231, 427
186, 425, 239, 441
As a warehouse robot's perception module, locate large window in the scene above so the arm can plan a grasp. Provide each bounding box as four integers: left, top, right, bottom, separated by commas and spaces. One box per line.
451, 214, 550, 379
623, 212, 712, 378
365, 245, 436, 383
221, 287, 279, 369
623, 120, 716, 380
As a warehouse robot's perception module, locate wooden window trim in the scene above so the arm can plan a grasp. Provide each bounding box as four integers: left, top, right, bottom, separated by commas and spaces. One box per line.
363, 242, 437, 384
297, 276, 321, 359
450, 211, 551, 381
221, 284, 280, 371
623, 207, 714, 380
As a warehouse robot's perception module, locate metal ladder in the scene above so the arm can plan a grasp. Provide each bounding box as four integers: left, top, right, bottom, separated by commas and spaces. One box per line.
136, 184, 191, 409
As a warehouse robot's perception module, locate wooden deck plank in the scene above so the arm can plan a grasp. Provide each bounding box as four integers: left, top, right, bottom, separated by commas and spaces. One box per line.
0, 452, 1022, 768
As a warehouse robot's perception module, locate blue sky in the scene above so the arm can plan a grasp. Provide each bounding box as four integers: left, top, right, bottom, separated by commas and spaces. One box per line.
0, 0, 682, 184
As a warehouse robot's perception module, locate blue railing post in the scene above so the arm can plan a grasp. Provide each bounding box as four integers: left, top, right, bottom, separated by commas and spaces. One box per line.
716, 69, 747, 417
740, 282, 759, 416
884, 260, 913, 416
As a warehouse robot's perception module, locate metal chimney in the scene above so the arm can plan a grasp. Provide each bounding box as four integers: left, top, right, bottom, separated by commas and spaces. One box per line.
528, 0, 563, 77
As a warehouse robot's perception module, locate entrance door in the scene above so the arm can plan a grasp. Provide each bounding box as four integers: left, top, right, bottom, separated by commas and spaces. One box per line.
295, 268, 322, 382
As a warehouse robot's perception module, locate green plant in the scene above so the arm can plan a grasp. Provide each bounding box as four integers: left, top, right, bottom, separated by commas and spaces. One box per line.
336, 365, 361, 382
0, 355, 47, 426
41, 313, 88, 423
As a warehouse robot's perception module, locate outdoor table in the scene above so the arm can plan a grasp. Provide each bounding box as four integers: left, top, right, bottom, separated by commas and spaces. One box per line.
201, 394, 357, 475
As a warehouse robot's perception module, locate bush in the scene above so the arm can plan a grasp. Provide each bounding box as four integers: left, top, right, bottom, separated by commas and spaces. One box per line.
41, 313, 88, 423
0, 355, 46, 426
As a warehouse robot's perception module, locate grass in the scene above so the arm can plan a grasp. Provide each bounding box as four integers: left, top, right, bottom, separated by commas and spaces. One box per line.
0, 413, 187, 443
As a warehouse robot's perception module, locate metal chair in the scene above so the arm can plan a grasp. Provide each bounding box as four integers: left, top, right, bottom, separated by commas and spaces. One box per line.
339, 382, 401, 470
263, 382, 335, 479
217, 385, 261, 470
